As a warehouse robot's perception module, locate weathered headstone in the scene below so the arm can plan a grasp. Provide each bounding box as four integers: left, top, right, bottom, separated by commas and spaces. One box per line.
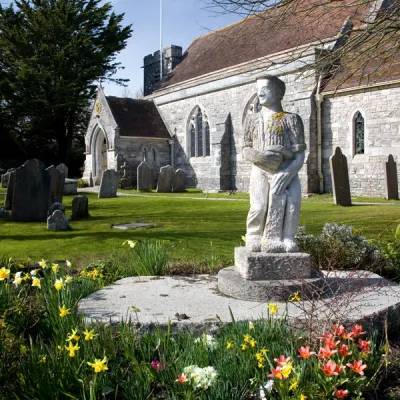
172, 169, 186, 192
71, 195, 89, 219
1, 168, 16, 188
156, 165, 174, 193
64, 178, 78, 195
56, 163, 68, 179
46, 165, 64, 204
48, 202, 65, 217
98, 169, 119, 198
137, 161, 152, 191
4, 170, 15, 210
385, 154, 399, 200
0, 207, 10, 219
89, 172, 94, 187
120, 162, 133, 189
12, 159, 51, 222
47, 209, 70, 231
329, 147, 352, 206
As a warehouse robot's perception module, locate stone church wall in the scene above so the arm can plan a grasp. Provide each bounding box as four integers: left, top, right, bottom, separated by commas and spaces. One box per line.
156, 72, 319, 193
321, 85, 400, 197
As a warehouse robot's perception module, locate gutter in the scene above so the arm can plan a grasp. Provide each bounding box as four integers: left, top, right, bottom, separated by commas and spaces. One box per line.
315, 75, 324, 193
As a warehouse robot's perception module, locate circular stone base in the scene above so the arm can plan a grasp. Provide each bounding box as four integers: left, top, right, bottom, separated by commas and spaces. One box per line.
218, 267, 324, 301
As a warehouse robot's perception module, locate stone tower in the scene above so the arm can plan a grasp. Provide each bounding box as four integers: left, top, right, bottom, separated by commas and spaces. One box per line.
143, 45, 183, 96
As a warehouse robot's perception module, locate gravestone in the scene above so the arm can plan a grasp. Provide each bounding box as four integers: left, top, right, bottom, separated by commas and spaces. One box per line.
385, 154, 399, 200
47, 209, 70, 231
89, 172, 94, 187
172, 169, 186, 192
156, 165, 174, 193
98, 169, 119, 198
1, 168, 16, 188
56, 163, 68, 179
46, 165, 64, 204
12, 159, 51, 222
137, 161, 152, 191
120, 162, 133, 189
4, 170, 15, 210
329, 147, 352, 206
71, 195, 89, 219
0, 207, 10, 219
64, 179, 78, 195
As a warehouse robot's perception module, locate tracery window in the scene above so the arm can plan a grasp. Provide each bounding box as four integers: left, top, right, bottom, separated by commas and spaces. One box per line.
188, 107, 211, 158
354, 112, 365, 155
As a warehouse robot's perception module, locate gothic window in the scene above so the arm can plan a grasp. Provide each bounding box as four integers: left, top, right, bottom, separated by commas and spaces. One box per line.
152, 148, 157, 163
188, 107, 211, 158
354, 112, 365, 155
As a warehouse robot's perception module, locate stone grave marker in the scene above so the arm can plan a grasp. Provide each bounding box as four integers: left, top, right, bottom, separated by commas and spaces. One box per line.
98, 169, 119, 198
56, 163, 68, 179
1, 168, 16, 188
64, 178, 78, 195
71, 195, 89, 219
137, 161, 152, 191
329, 147, 351, 206
4, 170, 15, 210
46, 165, 64, 204
89, 172, 94, 187
156, 165, 174, 193
47, 209, 70, 231
12, 159, 51, 222
385, 154, 399, 200
172, 169, 186, 192
48, 202, 66, 216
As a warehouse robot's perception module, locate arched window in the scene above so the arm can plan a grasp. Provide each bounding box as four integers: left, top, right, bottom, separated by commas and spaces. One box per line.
188, 107, 211, 158
152, 148, 157, 164
354, 112, 365, 155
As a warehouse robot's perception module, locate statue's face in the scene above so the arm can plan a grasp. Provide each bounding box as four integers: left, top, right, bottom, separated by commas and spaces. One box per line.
257, 79, 283, 106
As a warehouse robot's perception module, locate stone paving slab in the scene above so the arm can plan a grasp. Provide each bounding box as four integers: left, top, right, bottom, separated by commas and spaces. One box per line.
78, 271, 400, 332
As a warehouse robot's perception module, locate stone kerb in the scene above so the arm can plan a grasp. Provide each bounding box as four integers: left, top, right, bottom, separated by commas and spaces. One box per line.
385, 154, 399, 200
330, 147, 352, 206
98, 169, 119, 198
12, 159, 51, 222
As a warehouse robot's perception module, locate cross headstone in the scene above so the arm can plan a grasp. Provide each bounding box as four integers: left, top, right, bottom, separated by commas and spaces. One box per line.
137, 161, 152, 192
4, 170, 16, 210
98, 169, 119, 198
12, 159, 51, 222
46, 165, 64, 204
329, 147, 352, 206
385, 154, 399, 200
56, 163, 68, 179
172, 169, 186, 192
71, 195, 89, 219
156, 165, 174, 193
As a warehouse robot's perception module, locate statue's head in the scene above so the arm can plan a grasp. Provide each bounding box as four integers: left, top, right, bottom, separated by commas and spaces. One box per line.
256, 75, 286, 106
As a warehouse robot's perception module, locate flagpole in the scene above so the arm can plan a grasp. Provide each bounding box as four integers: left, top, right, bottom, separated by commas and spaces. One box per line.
160, 0, 163, 80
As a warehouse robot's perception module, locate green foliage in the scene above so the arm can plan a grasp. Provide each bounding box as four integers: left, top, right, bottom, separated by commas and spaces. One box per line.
76, 178, 89, 188
384, 224, 400, 269
296, 223, 387, 272
0, 0, 132, 165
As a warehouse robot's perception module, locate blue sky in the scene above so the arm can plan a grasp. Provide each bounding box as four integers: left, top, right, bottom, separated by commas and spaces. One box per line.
105, 0, 241, 96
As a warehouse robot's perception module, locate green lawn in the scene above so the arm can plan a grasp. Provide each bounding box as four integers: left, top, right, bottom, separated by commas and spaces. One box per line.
0, 190, 399, 267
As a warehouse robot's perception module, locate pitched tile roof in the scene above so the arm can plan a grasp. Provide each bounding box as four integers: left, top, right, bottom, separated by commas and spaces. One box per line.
157, 0, 369, 90
106, 97, 171, 139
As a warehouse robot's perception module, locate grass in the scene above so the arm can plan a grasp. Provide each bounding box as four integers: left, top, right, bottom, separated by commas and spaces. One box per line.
0, 191, 400, 268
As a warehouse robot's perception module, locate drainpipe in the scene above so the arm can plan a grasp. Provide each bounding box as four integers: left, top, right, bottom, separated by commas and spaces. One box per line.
169, 139, 175, 169
315, 75, 324, 193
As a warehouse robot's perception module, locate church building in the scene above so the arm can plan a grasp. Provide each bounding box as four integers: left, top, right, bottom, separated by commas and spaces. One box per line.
83, 0, 400, 196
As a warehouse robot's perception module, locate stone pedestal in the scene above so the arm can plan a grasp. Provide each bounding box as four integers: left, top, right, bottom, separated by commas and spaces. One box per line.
217, 247, 323, 301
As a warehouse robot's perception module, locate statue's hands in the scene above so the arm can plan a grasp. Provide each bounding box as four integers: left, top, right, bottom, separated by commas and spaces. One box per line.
270, 171, 294, 195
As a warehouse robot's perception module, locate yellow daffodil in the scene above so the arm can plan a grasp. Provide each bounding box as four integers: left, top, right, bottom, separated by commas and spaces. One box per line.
87, 356, 108, 373
31, 277, 41, 288
260, 348, 269, 355
39, 355, 47, 364
249, 339, 257, 348
66, 329, 80, 342
226, 341, 234, 349
255, 352, 264, 362
289, 378, 298, 391
59, 305, 71, 318
54, 278, 64, 291
243, 334, 252, 343
83, 329, 97, 341
66, 260, 72, 268
51, 264, 59, 273
122, 240, 136, 248
38, 259, 47, 269
0, 267, 10, 280
281, 363, 293, 379
267, 302, 278, 315
248, 321, 254, 329
20, 345, 28, 355
257, 361, 264, 369
65, 274, 73, 283
65, 341, 80, 357
241, 344, 248, 351
13, 272, 23, 287
241, 236, 246, 243
23, 273, 30, 281
80, 271, 86, 277
300, 395, 307, 400
289, 291, 301, 302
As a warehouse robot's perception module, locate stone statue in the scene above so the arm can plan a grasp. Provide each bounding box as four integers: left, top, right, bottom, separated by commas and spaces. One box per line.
243, 75, 306, 253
